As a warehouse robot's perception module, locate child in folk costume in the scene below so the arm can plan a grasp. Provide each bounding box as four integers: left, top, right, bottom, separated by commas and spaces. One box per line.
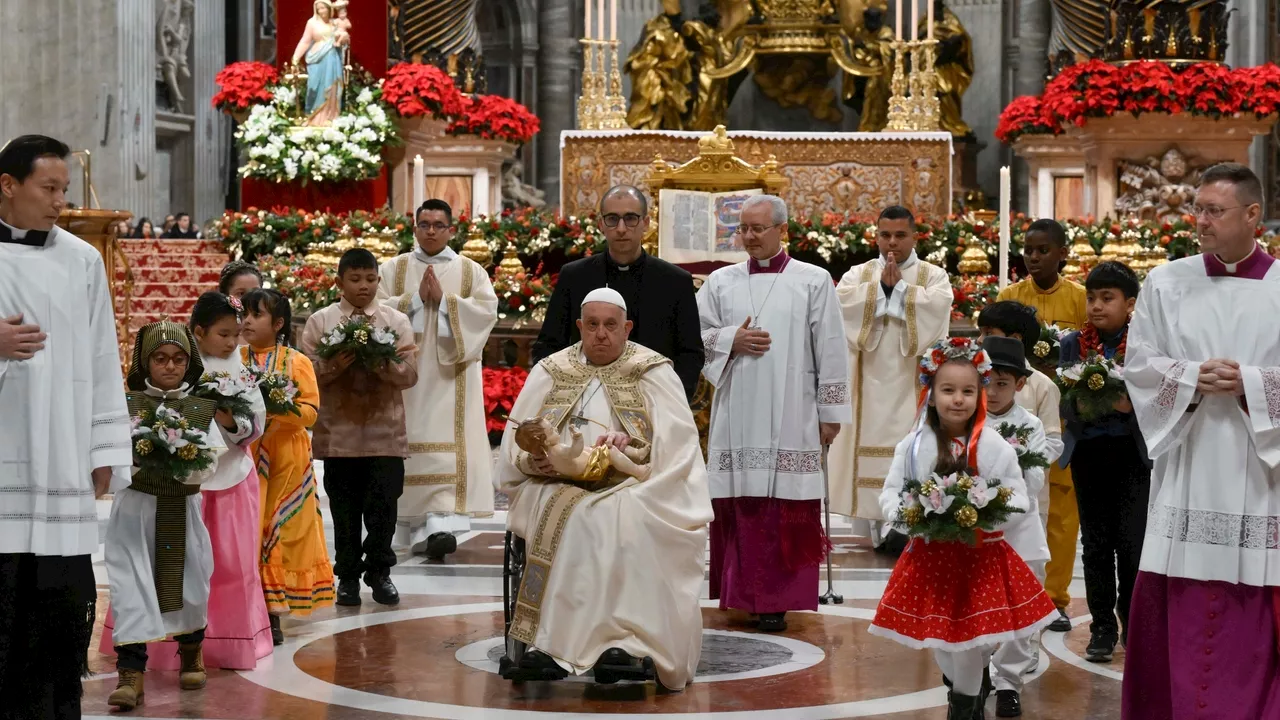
869, 338, 1056, 720
240, 289, 335, 644
980, 336, 1058, 718
103, 321, 229, 711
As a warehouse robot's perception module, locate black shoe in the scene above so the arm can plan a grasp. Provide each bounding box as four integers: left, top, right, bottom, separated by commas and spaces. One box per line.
995, 689, 1022, 717
519, 649, 569, 680
1086, 632, 1117, 663
1047, 608, 1072, 632
336, 577, 362, 607
364, 572, 400, 606
757, 613, 787, 632
874, 529, 909, 556
425, 532, 458, 561
593, 648, 635, 684
269, 614, 283, 646
947, 691, 984, 720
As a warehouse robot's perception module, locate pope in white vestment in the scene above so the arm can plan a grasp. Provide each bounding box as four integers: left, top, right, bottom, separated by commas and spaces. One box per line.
831, 240, 952, 524
497, 289, 712, 691
379, 241, 498, 556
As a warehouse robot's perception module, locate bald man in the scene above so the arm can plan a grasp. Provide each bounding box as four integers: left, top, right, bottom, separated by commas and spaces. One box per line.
533, 185, 704, 399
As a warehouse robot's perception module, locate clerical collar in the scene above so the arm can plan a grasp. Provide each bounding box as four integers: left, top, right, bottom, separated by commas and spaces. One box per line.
748, 248, 789, 275
413, 245, 457, 264
606, 250, 647, 272
1204, 243, 1274, 280
0, 217, 49, 247
142, 380, 190, 399
880, 249, 919, 272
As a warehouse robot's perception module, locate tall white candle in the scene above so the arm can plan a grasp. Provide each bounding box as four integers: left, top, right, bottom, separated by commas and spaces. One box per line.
911, 0, 919, 41
610, 0, 617, 41
999, 165, 1011, 290
412, 155, 425, 214
927, 0, 934, 40
585, 0, 592, 40
597, 0, 605, 46
895, 0, 903, 40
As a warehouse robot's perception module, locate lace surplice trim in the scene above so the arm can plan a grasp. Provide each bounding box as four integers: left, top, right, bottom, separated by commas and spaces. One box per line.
703, 329, 721, 366
1148, 504, 1280, 550
1261, 367, 1280, 426
1147, 361, 1188, 429
710, 448, 822, 474
818, 382, 849, 405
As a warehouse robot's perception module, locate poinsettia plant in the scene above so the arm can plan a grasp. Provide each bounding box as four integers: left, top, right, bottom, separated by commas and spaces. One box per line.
448, 94, 541, 144
381, 62, 468, 120
212, 61, 279, 113
995, 95, 1058, 143
483, 365, 530, 436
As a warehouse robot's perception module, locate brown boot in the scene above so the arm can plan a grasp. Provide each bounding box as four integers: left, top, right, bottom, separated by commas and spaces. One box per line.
178, 641, 207, 689
107, 668, 145, 710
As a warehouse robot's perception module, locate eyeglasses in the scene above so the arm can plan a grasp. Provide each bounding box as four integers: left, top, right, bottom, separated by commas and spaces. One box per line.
734, 223, 782, 237
417, 222, 451, 232
602, 213, 643, 228
150, 355, 189, 368
1189, 204, 1243, 220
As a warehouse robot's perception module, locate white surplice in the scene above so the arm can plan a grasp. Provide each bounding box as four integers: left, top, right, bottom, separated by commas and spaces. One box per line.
0, 224, 132, 557
198, 352, 265, 492
497, 343, 713, 690
696, 257, 851, 500
831, 251, 952, 519
105, 383, 227, 644
986, 403, 1052, 563
1126, 255, 1280, 586
378, 247, 498, 546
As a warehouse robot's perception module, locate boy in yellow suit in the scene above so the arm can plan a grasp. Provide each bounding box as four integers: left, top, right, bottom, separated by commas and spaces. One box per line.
996, 218, 1086, 632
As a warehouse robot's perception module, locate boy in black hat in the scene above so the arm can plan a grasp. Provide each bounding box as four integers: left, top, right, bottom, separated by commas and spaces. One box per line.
982, 335, 1056, 718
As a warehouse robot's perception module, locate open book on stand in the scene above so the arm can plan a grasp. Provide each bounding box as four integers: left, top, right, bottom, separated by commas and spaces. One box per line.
657, 188, 761, 264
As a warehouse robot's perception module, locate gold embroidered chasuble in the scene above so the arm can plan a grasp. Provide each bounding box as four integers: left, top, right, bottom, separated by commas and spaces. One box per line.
495, 342, 713, 690
377, 251, 498, 518
829, 255, 953, 518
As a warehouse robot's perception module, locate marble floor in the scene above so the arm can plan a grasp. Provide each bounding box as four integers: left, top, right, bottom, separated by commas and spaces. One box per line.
81, 478, 1125, 719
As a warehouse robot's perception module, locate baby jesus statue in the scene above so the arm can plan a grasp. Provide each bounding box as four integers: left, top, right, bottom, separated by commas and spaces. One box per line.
514, 417, 652, 484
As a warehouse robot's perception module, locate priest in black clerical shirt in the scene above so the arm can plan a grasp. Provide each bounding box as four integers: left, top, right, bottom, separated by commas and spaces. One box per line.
533, 185, 704, 399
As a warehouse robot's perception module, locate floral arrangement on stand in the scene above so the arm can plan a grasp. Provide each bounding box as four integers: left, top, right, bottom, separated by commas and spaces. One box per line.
492, 270, 556, 326
255, 255, 341, 314
215, 207, 413, 259
483, 365, 530, 440
447, 94, 542, 145
236, 65, 396, 184
950, 275, 999, 322
381, 62, 467, 119
212, 61, 279, 119
997, 60, 1280, 143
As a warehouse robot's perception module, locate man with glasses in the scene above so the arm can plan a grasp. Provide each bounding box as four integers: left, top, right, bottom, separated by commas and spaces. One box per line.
533, 185, 704, 400
697, 194, 851, 632
378, 199, 499, 561
1122, 163, 1280, 719
830, 205, 953, 552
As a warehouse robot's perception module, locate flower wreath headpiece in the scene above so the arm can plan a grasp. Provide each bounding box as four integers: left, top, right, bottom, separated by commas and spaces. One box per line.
912, 337, 992, 470
227, 295, 243, 313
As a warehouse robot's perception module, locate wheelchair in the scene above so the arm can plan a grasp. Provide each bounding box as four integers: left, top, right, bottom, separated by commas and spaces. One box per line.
498, 530, 658, 685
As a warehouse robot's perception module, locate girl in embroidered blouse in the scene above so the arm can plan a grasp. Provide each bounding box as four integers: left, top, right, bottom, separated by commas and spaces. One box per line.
239, 289, 334, 644
867, 338, 1055, 720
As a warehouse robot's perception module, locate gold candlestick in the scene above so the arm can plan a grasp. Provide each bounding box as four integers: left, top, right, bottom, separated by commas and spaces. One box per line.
600, 40, 629, 128
912, 38, 941, 131
885, 40, 913, 131
577, 39, 601, 129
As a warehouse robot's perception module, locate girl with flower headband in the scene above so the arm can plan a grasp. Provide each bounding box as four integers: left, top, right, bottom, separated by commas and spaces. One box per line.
868, 337, 1056, 720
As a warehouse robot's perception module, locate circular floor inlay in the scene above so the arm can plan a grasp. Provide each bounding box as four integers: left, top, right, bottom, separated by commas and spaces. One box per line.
458, 629, 823, 683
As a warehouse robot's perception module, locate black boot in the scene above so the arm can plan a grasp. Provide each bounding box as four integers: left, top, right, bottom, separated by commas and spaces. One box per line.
948, 691, 984, 720
269, 614, 283, 646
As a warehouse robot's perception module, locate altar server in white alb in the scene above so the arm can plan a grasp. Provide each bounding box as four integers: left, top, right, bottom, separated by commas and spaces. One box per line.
379, 199, 499, 560
1122, 163, 1280, 720
830, 204, 952, 544
697, 194, 851, 632
0, 134, 133, 719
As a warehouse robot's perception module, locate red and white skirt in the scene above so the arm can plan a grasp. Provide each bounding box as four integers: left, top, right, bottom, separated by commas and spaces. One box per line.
868, 531, 1056, 651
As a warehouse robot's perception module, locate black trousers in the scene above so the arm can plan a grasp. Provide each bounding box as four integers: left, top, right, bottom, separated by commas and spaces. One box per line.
323, 456, 405, 581
0, 553, 96, 720
1070, 434, 1151, 639
114, 628, 205, 672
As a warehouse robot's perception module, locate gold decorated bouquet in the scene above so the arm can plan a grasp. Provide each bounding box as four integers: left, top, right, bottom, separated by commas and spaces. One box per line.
246, 368, 302, 416
131, 405, 218, 481
315, 317, 403, 371
1029, 324, 1065, 376
894, 470, 1022, 545
1056, 354, 1125, 422
193, 369, 257, 420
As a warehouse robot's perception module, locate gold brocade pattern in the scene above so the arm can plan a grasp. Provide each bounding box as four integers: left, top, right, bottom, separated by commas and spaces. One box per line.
561, 133, 950, 221
535, 343, 669, 450
856, 263, 876, 350
509, 484, 591, 645
904, 263, 930, 355
856, 446, 896, 458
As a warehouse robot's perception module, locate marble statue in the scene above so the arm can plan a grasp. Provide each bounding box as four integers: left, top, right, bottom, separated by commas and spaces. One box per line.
291, 0, 347, 126
513, 417, 652, 484
502, 161, 547, 210
156, 0, 194, 114
1115, 148, 1203, 224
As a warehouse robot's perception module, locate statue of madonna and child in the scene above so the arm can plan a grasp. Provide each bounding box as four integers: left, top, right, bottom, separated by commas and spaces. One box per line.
290, 0, 353, 126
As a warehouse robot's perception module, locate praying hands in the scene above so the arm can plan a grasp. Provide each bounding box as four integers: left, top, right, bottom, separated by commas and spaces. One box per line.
419, 266, 444, 305
0, 313, 45, 360
1197, 359, 1244, 397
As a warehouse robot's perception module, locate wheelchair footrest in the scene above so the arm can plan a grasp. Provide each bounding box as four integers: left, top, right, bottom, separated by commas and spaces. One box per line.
499, 655, 570, 682
592, 655, 656, 684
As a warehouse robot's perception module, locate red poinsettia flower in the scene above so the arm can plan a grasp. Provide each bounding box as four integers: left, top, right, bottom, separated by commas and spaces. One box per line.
382, 63, 467, 119
447, 94, 541, 144
1118, 61, 1181, 115
995, 95, 1060, 143
1233, 63, 1280, 117
212, 61, 278, 112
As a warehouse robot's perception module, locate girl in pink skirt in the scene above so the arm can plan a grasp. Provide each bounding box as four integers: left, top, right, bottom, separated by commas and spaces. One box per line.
868, 339, 1055, 720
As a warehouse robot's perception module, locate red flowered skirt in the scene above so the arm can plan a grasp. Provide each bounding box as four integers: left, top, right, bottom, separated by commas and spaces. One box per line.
869, 533, 1056, 651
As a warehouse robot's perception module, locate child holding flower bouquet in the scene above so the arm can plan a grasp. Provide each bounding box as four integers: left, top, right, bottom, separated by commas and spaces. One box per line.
301, 249, 419, 607
240, 288, 335, 643
869, 338, 1055, 720
1057, 261, 1150, 664
103, 320, 229, 711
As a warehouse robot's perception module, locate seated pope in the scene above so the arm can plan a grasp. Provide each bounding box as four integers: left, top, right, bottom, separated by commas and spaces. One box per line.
496, 287, 713, 691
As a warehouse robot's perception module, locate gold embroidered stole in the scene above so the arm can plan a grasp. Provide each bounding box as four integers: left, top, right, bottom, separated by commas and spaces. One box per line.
125, 392, 216, 614
508, 342, 669, 645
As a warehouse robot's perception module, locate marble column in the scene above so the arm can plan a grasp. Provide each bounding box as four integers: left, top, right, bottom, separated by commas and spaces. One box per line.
948, 0, 1006, 206
1014, 0, 1051, 213
193, 0, 230, 224
535, 0, 578, 206
117, 0, 161, 219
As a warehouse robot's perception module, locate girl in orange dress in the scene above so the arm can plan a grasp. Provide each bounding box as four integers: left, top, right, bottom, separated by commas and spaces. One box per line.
240, 289, 334, 644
